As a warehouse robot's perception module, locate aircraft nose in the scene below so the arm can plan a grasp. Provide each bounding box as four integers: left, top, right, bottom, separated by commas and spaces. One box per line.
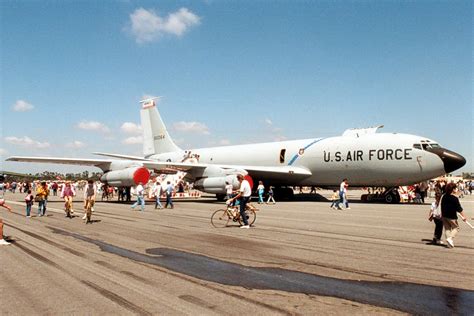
428, 148, 466, 174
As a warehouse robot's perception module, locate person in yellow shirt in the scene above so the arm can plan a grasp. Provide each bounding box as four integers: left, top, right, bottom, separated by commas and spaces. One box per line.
330, 190, 340, 209
36, 182, 49, 217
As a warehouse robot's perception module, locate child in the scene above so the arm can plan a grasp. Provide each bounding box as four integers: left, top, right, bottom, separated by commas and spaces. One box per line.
25, 190, 34, 217
266, 187, 276, 204
330, 190, 340, 209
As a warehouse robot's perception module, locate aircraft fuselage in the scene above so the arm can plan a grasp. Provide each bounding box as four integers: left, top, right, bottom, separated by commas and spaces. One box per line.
149, 132, 460, 187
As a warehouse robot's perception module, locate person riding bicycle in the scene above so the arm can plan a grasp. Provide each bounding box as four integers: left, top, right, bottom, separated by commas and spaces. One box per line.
61, 181, 76, 218
83, 180, 97, 223
229, 174, 252, 229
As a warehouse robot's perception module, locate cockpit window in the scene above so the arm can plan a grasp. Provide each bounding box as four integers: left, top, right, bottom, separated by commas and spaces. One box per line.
413, 143, 440, 150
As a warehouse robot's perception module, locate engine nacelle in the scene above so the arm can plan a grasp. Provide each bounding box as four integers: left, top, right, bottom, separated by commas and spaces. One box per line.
101, 167, 150, 187
194, 175, 240, 194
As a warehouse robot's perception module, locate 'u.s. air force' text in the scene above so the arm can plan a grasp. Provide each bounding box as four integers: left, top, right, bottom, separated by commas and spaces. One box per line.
323, 148, 412, 162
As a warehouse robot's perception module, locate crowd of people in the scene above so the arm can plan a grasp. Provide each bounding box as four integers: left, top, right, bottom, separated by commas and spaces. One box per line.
0, 175, 471, 245
399, 179, 473, 203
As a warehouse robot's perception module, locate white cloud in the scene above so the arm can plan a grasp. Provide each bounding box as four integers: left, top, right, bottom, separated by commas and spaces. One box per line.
66, 141, 85, 148
126, 7, 200, 43
0, 148, 7, 155
77, 121, 110, 133
264, 118, 283, 133
123, 136, 143, 145
12, 100, 34, 112
121, 122, 143, 135
218, 139, 231, 146
5, 136, 51, 149
142, 94, 156, 100
173, 121, 210, 134
273, 135, 288, 141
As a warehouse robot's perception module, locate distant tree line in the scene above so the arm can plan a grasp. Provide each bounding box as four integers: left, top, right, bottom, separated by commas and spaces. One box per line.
462, 172, 473, 180
2, 170, 103, 182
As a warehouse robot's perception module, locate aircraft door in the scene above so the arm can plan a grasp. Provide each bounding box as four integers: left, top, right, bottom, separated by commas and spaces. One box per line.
280, 149, 286, 163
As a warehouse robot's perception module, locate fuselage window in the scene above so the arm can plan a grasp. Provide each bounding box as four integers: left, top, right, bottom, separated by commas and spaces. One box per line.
280, 149, 286, 163
422, 144, 430, 150
413, 144, 422, 150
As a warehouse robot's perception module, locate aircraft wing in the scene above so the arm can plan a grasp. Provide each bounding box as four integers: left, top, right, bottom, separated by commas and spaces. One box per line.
140, 160, 312, 182
6, 156, 114, 170
93, 152, 153, 161
7, 156, 312, 183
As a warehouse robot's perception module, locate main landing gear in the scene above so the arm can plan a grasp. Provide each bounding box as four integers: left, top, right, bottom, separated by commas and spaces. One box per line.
361, 187, 400, 204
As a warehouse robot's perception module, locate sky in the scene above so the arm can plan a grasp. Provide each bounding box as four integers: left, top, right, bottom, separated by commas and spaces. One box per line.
0, 0, 472, 175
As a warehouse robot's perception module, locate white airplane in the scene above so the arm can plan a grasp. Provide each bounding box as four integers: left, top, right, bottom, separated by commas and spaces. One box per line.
6, 98, 466, 202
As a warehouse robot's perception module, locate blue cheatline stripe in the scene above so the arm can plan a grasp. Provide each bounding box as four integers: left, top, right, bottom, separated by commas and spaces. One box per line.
288, 138, 324, 166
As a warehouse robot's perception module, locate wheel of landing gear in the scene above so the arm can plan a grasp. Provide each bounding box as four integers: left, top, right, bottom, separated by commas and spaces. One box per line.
385, 194, 396, 204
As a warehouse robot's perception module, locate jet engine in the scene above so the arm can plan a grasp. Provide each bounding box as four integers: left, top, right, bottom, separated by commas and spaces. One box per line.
101, 167, 150, 187
191, 165, 252, 194
194, 174, 240, 194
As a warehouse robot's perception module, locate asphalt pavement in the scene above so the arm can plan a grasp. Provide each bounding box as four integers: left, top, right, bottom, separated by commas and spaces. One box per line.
1, 190, 473, 315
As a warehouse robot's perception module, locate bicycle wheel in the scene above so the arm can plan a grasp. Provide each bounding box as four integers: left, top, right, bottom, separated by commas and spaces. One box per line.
211, 209, 231, 228
238, 209, 256, 226
65, 200, 71, 217
85, 200, 92, 223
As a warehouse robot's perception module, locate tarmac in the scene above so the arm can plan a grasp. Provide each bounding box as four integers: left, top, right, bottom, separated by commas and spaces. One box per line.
1, 190, 473, 315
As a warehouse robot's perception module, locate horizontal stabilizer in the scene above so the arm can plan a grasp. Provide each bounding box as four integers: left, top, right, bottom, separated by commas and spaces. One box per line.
6, 156, 113, 170
93, 152, 151, 161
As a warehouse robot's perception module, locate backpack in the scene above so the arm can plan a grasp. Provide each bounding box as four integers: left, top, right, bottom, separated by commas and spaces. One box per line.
432, 195, 443, 218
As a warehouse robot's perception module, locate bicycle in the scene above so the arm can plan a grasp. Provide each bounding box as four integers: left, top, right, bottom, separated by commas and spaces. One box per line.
64, 198, 73, 218
211, 203, 257, 228
84, 198, 94, 224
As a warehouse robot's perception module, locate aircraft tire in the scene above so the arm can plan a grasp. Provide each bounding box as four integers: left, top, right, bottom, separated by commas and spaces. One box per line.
384, 193, 400, 204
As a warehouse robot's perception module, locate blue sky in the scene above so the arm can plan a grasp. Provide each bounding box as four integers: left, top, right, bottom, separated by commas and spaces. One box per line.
1, 0, 472, 174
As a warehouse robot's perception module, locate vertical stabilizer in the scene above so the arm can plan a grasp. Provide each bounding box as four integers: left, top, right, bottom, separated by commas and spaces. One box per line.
140, 98, 181, 156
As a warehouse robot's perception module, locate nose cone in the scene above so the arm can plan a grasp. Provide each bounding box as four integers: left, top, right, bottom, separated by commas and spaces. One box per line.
428, 148, 466, 173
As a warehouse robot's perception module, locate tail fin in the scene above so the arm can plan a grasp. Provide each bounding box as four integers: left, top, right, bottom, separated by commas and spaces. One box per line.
140, 98, 181, 156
